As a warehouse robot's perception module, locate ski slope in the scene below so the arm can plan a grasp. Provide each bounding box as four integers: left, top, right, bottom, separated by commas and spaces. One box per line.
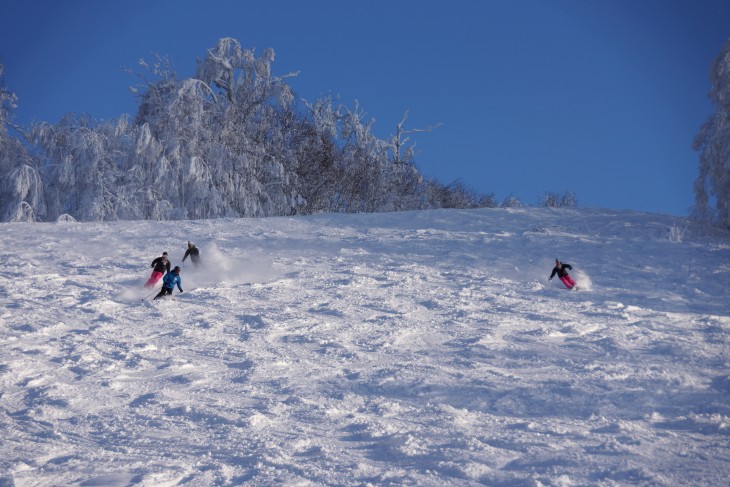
1, 207, 728, 486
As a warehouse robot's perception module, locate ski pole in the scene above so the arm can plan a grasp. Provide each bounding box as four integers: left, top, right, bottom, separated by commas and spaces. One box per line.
143, 287, 159, 300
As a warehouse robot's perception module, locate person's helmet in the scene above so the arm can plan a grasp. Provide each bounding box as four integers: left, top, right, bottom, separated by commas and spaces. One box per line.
163, 252, 168, 256
173, 266, 181, 272
187, 241, 192, 248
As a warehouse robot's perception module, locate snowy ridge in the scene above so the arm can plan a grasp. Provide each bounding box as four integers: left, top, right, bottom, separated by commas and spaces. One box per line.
1, 207, 729, 486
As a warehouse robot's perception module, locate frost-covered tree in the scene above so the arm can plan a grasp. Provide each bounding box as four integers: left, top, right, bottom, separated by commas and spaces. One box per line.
560, 191, 577, 208
196, 38, 295, 120
3, 38, 496, 222
693, 38, 730, 229
301, 100, 433, 213
0, 64, 14, 138
539, 191, 576, 208
32, 114, 128, 221
0, 64, 44, 222
500, 194, 523, 208
291, 97, 343, 213
296, 97, 385, 213
387, 110, 441, 166
442, 180, 474, 209
130, 38, 303, 219
336, 101, 388, 212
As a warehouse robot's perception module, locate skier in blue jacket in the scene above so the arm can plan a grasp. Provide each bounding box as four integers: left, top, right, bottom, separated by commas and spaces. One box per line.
154, 266, 183, 300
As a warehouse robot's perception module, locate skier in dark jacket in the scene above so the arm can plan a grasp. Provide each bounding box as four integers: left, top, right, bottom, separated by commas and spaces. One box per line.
145, 252, 171, 288
182, 241, 201, 267
154, 266, 183, 299
550, 259, 576, 289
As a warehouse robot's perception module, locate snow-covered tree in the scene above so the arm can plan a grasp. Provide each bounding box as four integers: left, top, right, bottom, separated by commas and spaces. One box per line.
2, 38, 496, 222
693, 38, 730, 229
0, 64, 44, 222
32, 115, 118, 221
129, 38, 303, 219
288, 98, 341, 213
0, 64, 14, 137
387, 110, 441, 167
538, 191, 576, 208
196, 38, 295, 119
500, 194, 523, 208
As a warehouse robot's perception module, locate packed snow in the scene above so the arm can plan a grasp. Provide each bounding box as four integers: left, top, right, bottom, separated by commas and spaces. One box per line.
1, 207, 728, 486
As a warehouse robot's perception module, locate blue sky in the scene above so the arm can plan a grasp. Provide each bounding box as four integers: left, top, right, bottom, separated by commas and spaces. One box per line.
2, 0, 729, 215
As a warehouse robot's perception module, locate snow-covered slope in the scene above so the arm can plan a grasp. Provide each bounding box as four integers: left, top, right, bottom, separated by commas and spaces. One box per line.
1, 208, 728, 486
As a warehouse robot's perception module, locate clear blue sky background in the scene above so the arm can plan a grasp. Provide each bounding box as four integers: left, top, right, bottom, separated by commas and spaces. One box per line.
2, 0, 729, 215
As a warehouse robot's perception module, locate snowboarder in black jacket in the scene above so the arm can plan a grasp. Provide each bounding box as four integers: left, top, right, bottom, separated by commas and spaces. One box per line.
182, 241, 201, 267
550, 259, 576, 289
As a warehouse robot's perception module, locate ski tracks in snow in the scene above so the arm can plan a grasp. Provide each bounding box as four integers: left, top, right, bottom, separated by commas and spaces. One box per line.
1, 209, 729, 485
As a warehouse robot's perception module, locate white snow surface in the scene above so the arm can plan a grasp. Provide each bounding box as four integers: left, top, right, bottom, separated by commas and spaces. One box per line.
1, 207, 729, 486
